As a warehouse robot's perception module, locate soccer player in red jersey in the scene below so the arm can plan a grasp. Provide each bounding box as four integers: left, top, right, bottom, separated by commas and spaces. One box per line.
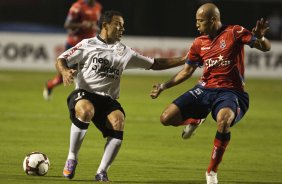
150, 3, 271, 184
43, 0, 102, 100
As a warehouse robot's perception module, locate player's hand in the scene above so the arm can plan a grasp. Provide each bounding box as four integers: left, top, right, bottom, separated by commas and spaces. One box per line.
62, 69, 77, 86
252, 18, 269, 39
150, 83, 165, 99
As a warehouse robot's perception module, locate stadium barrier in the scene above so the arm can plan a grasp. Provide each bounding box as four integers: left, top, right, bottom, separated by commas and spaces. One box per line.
0, 32, 281, 78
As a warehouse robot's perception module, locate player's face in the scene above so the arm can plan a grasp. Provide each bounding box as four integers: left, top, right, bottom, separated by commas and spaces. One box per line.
196, 10, 213, 35
107, 16, 125, 43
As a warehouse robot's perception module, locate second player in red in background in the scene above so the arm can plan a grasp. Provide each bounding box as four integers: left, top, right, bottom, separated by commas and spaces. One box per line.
43, 0, 102, 101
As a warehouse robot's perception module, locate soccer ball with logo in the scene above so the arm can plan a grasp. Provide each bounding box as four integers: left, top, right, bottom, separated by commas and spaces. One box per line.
23, 152, 50, 176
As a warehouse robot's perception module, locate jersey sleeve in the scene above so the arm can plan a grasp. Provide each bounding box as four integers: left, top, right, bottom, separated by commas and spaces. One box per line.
125, 47, 154, 70
233, 25, 255, 47
58, 42, 84, 66
186, 40, 203, 67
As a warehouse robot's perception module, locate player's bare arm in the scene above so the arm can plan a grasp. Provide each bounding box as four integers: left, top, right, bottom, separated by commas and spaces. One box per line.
252, 18, 271, 52
55, 58, 77, 86
150, 55, 187, 70
150, 63, 197, 99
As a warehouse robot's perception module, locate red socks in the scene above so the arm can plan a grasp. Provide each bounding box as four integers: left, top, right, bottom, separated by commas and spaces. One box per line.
47, 74, 63, 89
207, 131, 230, 173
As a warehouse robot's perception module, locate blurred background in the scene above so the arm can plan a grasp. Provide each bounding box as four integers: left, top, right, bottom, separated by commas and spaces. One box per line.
0, 0, 282, 39
0, 2, 282, 183
0, 0, 281, 76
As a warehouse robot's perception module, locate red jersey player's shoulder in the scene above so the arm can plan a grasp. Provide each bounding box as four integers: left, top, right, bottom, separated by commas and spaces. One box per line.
228, 24, 253, 43
195, 34, 209, 41
187, 35, 209, 62
225, 25, 251, 35
192, 35, 210, 48
231, 25, 246, 31
69, 1, 83, 13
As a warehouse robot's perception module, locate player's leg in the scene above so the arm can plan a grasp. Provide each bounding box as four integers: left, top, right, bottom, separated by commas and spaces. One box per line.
43, 74, 63, 100
208, 107, 234, 172
206, 107, 234, 184
43, 43, 73, 101
67, 99, 94, 160
92, 97, 125, 182
160, 103, 205, 139
160, 88, 205, 126
160, 103, 183, 126
182, 118, 206, 139
161, 86, 209, 139
206, 91, 249, 184
63, 90, 95, 179
95, 109, 125, 182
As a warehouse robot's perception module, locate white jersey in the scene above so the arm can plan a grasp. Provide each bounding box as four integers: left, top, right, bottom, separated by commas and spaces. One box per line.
58, 36, 154, 99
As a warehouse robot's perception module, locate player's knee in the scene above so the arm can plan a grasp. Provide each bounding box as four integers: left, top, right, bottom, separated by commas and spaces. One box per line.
107, 111, 125, 131
160, 104, 182, 126
217, 110, 234, 132
217, 120, 230, 132
75, 101, 94, 122
76, 108, 94, 121
109, 117, 125, 131
160, 113, 170, 126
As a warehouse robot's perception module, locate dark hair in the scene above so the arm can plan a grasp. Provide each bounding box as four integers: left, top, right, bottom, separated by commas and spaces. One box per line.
98, 10, 123, 29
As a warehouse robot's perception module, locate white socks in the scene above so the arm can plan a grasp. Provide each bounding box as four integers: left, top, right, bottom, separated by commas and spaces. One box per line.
97, 137, 122, 173
66, 122, 122, 174
67, 122, 88, 160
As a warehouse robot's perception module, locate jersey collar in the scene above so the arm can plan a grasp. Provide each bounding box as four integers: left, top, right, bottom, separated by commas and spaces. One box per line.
97, 35, 107, 44
209, 24, 227, 39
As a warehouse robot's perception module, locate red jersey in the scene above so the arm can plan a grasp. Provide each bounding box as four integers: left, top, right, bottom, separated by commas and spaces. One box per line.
66, 0, 102, 46
187, 25, 255, 91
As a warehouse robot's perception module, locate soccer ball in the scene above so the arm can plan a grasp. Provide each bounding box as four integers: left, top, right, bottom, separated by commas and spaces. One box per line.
23, 152, 50, 176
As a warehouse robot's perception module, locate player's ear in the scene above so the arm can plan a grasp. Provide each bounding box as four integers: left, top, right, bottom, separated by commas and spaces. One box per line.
211, 16, 216, 23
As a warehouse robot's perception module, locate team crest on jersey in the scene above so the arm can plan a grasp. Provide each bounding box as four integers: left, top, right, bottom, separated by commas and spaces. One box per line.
220, 39, 226, 49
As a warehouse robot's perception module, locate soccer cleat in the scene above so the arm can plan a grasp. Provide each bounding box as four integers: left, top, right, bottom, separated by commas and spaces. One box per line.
43, 84, 52, 101
94, 171, 109, 182
206, 171, 218, 184
63, 159, 78, 179
182, 118, 205, 139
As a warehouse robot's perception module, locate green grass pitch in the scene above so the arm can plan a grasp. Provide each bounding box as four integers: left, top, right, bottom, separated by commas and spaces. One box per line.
0, 70, 282, 184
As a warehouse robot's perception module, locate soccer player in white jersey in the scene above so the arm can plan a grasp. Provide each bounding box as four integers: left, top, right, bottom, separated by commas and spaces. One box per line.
56, 10, 187, 182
